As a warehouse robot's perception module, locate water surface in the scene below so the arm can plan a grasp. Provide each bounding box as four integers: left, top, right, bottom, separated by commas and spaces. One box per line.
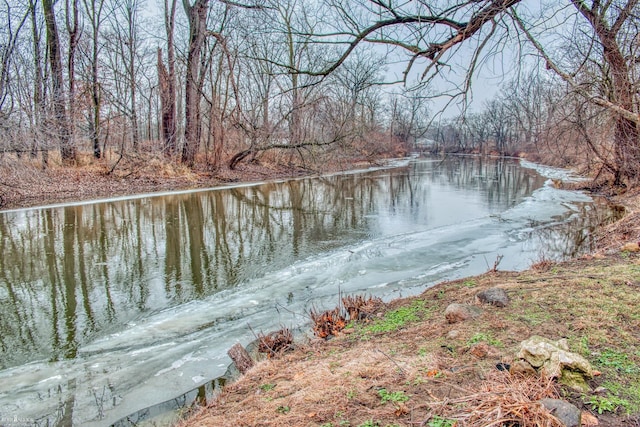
0, 157, 616, 425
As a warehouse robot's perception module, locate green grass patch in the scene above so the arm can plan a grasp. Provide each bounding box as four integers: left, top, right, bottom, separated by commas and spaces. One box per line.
360, 300, 430, 335
577, 335, 590, 357
601, 381, 640, 413
377, 388, 409, 404
259, 383, 275, 392
467, 332, 503, 347
585, 394, 631, 415
597, 349, 639, 374
276, 405, 290, 414
426, 416, 458, 427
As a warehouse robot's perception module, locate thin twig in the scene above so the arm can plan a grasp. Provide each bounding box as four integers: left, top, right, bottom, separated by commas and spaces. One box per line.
376, 348, 407, 377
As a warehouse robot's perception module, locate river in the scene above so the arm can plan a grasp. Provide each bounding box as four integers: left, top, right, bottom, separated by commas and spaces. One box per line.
0, 157, 618, 426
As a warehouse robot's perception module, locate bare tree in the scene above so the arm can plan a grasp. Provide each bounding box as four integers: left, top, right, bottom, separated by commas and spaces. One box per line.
0, 2, 29, 125
158, 0, 177, 157
389, 88, 430, 147
82, 0, 106, 158
43, 0, 75, 163
499, 71, 548, 152
229, 0, 346, 169
201, 5, 236, 169
181, 0, 209, 166
328, 51, 384, 135
28, 0, 48, 164
511, 1, 640, 184
65, 0, 80, 153
105, 0, 145, 153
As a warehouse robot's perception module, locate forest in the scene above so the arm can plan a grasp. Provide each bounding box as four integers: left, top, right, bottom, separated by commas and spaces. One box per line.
1, 0, 639, 198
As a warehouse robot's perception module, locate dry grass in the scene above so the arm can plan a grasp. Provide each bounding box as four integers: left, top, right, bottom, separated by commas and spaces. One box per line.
182, 254, 640, 427
594, 187, 640, 252
429, 372, 563, 427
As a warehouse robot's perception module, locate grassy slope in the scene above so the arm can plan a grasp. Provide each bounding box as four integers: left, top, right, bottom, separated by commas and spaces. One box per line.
184, 254, 640, 427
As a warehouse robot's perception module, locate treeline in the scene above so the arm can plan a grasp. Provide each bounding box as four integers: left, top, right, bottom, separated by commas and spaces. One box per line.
428, 70, 608, 172
0, 0, 428, 171
2, 0, 639, 187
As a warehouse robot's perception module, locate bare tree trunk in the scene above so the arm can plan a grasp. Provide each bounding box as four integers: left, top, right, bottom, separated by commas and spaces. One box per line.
0, 6, 28, 117
571, 0, 640, 184
43, 0, 75, 164
613, 117, 640, 185
126, 1, 140, 151
207, 60, 225, 169
158, 48, 176, 156
159, 0, 177, 156
181, 0, 209, 166
83, 0, 104, 159
29, 0, 48, 166
284, 7, 301, 165
604, 37, 640, 184
66, 0, 80, 157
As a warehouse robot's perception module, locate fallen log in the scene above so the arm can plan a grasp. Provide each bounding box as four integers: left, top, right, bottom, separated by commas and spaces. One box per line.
227, 343, 254, 374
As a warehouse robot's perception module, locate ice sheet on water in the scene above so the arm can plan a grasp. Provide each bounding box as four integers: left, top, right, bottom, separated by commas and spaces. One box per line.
520, 159, 588, 183
499, 180, 592, 224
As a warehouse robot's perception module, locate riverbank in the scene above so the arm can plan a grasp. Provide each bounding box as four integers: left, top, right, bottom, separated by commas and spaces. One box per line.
182, 251, 640, 427
0, 153, 377, 211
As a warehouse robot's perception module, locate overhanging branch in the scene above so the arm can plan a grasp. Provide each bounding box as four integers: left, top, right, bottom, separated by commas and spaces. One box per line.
510, 9, 640, 126
302, 0, 521, 82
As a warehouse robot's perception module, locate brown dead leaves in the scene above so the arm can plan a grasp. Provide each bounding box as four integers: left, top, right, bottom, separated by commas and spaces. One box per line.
310, 295, 384, 339
310, 308, 347, 339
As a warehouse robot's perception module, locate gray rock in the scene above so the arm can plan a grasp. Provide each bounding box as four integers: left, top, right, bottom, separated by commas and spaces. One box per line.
518, 336, 593, 380
444, 303, 482, 323
539, 398, 581, 427
476, 288, 510, 307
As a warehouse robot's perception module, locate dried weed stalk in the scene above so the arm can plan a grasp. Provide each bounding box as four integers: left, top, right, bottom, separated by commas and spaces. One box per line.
257, 327, 294, 358
341, 294, 383, 320
310, 294, 385, 339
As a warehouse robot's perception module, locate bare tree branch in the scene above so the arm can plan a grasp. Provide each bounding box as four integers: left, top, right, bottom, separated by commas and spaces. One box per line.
510, 9, 640, 126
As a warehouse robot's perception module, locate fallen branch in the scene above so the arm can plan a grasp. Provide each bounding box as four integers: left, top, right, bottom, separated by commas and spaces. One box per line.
229, 137, 346, 170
